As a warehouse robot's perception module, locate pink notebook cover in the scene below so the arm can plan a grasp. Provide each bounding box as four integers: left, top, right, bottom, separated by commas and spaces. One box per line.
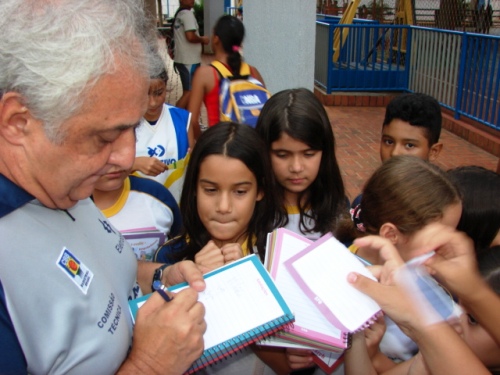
268, 228, 350, 349
284, 233, 382, 333
313, 349, 344, 374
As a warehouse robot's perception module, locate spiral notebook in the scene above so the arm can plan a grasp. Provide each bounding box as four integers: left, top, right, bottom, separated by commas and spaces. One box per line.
128, 254, 294, 374
262, 228, 351, 352
285, 233, 382, 333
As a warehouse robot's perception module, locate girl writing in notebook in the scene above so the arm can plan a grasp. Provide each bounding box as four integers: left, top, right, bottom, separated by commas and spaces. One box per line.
341, 155, 463, 372
255, 88, 348, 242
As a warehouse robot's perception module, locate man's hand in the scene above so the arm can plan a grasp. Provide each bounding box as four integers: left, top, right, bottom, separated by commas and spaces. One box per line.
199, 36, 209, 45
119, 288, 206, 374
163, 260, 206, 292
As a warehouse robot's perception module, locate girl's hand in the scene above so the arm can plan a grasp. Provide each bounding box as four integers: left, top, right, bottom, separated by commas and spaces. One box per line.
220, 243, 244, 264
285, 348, 315, 370
364, 315, 386, 359
194, 241, 225, 271
348, 236, 431, 336
133, 156, 168, 176
420, 224, 484, 299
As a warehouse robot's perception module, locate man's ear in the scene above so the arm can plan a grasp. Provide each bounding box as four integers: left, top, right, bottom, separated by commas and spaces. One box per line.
428, 142, 443, 162
379, 222, 401, 245
0, 92, 32, 144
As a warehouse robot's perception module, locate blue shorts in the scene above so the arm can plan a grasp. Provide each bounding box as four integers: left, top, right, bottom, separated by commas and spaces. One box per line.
174, 63, 200, 91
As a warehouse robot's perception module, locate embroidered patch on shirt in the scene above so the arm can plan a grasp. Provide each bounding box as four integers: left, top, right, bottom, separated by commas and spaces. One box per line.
56, 247, 94, 294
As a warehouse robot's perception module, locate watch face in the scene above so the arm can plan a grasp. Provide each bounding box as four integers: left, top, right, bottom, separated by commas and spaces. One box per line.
152, 279, 163, 291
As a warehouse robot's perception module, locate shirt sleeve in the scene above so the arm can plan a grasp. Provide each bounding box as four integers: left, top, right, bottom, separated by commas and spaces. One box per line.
0, 281, 28, 374
179, 10, 198, 33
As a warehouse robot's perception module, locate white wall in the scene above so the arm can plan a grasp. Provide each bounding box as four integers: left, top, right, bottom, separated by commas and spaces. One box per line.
244, 0, 316, 94
203, 0, 225, 54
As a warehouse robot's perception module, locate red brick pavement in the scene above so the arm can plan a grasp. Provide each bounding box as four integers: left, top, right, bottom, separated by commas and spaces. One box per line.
326, 106, 500, 202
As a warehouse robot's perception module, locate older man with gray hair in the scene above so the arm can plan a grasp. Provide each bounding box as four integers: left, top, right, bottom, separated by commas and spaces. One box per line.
0, 0, 206, 373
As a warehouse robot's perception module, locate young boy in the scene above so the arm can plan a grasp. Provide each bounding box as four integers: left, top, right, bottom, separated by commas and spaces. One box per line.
351, 93, 443, 208
92, 171, 182, 262
380, 92, 443, 162
132, 63, 192, 203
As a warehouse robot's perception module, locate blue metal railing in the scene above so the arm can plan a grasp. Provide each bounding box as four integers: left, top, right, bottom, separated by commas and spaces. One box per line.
315, 22, 500, 131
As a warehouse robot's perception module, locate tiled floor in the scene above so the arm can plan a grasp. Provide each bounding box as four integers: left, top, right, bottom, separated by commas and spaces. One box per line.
327, 106, 500, 201
161, 51, 499, 201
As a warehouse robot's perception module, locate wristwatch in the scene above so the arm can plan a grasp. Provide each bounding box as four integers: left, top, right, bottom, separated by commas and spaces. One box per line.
152, 263, 169, 292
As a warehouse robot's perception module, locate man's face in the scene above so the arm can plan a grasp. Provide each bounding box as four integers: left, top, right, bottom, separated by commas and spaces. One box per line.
180, 0, 195, 8
24, 60, 149, 209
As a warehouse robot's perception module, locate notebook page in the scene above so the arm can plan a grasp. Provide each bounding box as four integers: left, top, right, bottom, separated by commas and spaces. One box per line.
271, 229, 344, 343
287, 234, 380, 332
172, 256, 289, 348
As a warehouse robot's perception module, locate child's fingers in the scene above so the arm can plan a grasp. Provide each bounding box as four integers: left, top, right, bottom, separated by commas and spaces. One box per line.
220, 243, 244, 263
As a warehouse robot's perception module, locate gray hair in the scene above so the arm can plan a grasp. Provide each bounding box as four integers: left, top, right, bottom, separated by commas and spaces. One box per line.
0, 0, 161, 142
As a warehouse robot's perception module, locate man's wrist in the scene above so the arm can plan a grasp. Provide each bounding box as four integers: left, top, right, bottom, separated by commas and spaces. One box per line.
151, 264, 169, 292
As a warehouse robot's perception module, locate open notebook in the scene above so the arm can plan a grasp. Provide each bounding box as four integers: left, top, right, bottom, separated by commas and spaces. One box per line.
285, 233, 382, 333
262, 228, 351, 352
129, 254, 294, 374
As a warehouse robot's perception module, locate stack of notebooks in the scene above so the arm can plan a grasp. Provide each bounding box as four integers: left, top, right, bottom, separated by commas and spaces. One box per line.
129, 229, 381, 374
261, 228, 382, 373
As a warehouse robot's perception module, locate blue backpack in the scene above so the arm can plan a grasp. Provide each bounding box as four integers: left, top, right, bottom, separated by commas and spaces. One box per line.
211, 61, 271, 128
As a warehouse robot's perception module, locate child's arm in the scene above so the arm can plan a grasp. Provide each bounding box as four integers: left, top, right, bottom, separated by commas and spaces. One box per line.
364, 315, 385, 358
187, 66, 213, 142
253, 346, 317, 374
251, 345, 292, 375
363, 317, 398, 373
132, 156, 167, 176
344, 332, 378, 375
348, 234, 490, 375
345, 332, 425, 375
422, 225, 500, 347
285, 348, 315, 371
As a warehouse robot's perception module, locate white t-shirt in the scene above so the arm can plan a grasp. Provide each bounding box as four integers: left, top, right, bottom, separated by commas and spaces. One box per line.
135, 104, 190, 203
173, 9, 202, 64
284, 206, 323, 241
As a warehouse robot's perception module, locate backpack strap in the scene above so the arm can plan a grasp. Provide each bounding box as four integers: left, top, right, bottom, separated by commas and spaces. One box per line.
211, 61, 251, 79
238, 62, 251, 77
210, 61, 232, 78
167, 105, 190, 160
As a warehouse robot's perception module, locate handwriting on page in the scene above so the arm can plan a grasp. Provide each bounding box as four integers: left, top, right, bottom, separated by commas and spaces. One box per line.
198, 261, 285, 348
